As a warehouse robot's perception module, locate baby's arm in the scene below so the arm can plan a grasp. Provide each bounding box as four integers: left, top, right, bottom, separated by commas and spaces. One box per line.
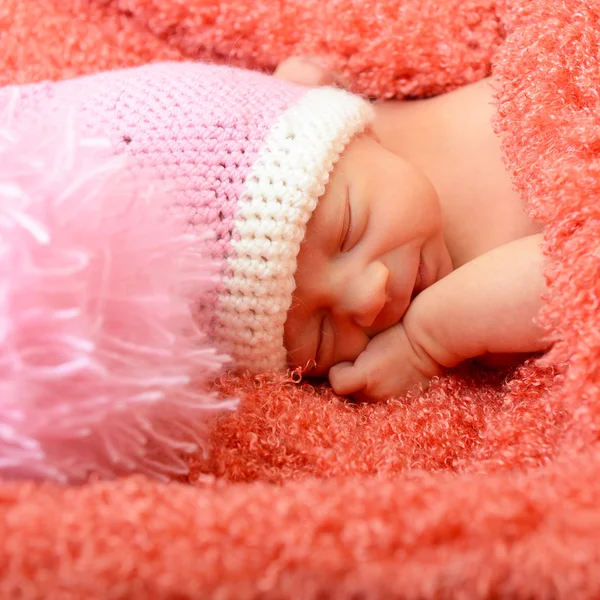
330, 234, 550, 401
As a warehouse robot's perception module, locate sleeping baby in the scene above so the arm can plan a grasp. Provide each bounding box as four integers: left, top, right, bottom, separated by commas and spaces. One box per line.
2, 60, 550, 401
276, 57, 549, 400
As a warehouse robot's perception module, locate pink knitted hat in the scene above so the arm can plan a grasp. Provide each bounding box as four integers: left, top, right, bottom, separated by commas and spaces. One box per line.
3, 62, 374, 372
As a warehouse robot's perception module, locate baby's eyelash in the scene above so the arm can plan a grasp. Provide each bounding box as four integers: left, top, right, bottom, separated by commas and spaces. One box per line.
315, 315, 326, 366
316, 315, 336, 372
340, 197, 352, 252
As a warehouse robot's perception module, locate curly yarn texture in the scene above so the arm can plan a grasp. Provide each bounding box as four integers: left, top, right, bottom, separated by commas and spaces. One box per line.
2, 0, 600, 598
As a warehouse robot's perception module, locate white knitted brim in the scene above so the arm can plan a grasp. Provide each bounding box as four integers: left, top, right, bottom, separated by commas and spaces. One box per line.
216, 87, 375, 373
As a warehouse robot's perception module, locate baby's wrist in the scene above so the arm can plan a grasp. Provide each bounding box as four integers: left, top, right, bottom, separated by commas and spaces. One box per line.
394, 315, 442, 381
402, 289, 460, 370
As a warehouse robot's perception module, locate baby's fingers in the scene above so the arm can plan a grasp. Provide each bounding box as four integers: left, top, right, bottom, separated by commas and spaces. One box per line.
274, 57, 345, 88
328, 361, 367, 396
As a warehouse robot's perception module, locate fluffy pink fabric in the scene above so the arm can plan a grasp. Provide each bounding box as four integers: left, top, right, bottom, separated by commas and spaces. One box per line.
0, 96, 235, 483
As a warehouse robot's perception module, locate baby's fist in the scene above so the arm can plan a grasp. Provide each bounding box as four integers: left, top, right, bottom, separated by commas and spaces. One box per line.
329, 323, 443, 402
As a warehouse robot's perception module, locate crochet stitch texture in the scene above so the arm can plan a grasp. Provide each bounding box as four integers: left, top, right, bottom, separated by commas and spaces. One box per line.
5, 62, 373, 371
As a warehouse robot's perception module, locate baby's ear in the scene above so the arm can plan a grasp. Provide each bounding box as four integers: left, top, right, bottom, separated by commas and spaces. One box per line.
328, 361, 366, 397
274, 57, 340, 88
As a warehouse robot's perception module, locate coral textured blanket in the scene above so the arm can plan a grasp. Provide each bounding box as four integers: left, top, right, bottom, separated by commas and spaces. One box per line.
2, 0, 600, 597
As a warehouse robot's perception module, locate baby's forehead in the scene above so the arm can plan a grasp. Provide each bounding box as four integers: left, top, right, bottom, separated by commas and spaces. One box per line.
307, 131, 380, 215
303, 164, 346, 243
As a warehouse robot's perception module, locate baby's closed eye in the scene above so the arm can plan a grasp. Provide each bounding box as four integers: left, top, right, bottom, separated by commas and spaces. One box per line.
339, 191, 353, 252
315, 314, 335, 373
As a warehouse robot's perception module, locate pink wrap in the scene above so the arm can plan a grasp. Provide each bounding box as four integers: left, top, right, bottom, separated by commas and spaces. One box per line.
1, 0, 600, 597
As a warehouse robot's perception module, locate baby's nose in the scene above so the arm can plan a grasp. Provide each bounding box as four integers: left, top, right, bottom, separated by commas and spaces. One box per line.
342, 261, 389, 329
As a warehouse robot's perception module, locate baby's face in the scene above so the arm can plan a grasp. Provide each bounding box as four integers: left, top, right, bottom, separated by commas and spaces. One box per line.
284, 134, 452, 376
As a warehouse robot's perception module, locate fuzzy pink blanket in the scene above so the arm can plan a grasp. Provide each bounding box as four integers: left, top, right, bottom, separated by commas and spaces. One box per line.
2, 0, 600, 597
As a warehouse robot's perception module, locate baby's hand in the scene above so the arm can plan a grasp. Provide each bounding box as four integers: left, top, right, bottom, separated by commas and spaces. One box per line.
328, 322, 443, 402
329, 234, 550, 403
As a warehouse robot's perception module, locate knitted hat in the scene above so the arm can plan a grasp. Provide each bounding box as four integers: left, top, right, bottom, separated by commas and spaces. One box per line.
3, 62, 374, 372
